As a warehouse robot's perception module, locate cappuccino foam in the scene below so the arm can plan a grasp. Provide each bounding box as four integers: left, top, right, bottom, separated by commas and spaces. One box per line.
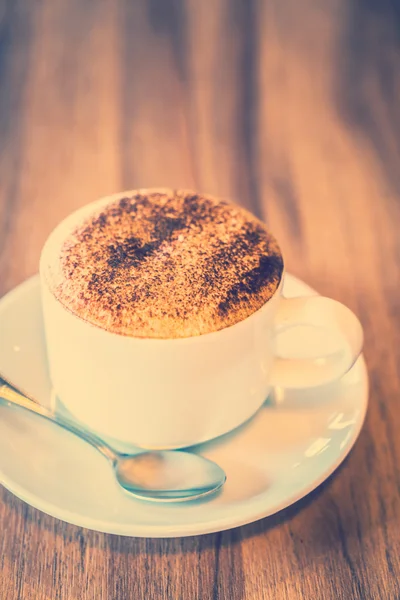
43, 189, 284, 338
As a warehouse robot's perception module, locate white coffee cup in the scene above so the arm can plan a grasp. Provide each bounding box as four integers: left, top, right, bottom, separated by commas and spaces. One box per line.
40, 191, 363, 449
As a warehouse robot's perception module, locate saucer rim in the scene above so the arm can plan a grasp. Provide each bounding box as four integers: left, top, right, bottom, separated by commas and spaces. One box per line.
0, 274, 368, 538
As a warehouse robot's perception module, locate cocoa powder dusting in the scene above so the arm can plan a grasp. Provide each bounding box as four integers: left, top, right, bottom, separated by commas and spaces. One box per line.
45, 189, 284, 338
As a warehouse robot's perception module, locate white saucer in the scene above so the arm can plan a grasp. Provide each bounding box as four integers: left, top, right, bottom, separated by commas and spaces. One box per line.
0, 274, 368, 538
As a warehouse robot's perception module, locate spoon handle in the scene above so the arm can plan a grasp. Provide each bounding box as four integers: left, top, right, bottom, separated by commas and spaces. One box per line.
0, 381, 117, 463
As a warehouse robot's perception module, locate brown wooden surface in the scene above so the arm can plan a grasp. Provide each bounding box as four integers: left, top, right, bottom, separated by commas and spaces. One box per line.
1, 1, 400, 598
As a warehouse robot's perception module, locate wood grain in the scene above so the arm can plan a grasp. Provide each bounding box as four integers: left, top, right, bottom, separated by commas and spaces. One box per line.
1, 0, 400, 598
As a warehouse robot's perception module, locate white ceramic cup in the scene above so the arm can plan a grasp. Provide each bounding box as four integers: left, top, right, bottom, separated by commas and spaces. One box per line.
40, 191, 363, 449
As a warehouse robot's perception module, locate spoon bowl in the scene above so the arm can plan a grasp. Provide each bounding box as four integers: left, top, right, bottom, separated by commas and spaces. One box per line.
115, 451, 226, 502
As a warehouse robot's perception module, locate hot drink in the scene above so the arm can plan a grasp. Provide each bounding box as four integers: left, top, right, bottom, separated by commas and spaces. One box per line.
40, 188, 362, 448
42, 189, 284, 338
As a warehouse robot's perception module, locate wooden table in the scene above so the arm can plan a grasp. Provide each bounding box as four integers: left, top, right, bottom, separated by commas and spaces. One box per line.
1, 1, 400, 598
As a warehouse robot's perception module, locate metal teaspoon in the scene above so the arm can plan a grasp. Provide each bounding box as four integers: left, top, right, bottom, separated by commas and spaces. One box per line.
0, 379, 226, 503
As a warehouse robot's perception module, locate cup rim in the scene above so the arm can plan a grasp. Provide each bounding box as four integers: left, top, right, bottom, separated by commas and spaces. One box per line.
40, 188, 285, 344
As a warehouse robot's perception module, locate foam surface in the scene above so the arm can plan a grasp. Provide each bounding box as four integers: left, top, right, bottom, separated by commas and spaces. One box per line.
43, 189, 284, 338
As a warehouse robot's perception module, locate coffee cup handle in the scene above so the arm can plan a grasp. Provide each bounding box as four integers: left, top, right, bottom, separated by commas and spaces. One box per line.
270, 295, 364, 389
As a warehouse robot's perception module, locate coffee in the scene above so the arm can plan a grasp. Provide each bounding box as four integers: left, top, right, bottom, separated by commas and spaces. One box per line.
42, 189, 284, 338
